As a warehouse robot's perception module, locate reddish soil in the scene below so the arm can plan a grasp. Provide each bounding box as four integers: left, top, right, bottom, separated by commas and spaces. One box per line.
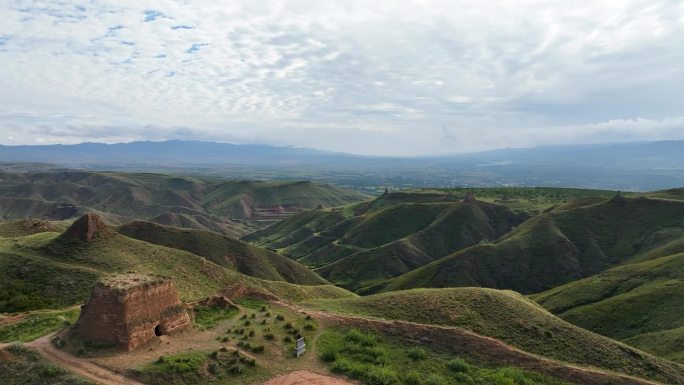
261, 370, 358, 385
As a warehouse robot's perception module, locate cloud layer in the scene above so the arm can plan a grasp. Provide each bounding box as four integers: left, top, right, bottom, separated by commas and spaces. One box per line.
1, 0, 683, 155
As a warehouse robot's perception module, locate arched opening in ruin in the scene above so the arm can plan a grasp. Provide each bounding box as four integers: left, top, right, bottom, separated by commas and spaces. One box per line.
154, 325, 163, 336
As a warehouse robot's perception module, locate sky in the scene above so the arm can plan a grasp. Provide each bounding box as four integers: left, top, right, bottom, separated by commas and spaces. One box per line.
1, 0, 683, 156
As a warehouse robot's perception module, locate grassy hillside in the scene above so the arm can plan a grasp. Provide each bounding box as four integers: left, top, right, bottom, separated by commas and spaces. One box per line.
117, 220, 327, 285
532, 252, 684, 364
304, 288, 684, 384
0, 215, 354, 313
374, 195, 684, 294
0, 171, 368, 236
247, 191, 524, 290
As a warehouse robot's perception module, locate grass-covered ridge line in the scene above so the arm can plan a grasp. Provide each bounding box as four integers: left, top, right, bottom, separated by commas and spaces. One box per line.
533, 252, 684, 363
247, 189, 526, 291
374, 195, 684, 294
0, 170, 369, 237
0, 217, 354, 313
304, 288, 684, 383
318, 328, 571, 385
118, 221, 328, 285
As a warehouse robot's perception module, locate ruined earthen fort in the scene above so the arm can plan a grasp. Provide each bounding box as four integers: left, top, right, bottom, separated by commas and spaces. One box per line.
75, 274, 191, 350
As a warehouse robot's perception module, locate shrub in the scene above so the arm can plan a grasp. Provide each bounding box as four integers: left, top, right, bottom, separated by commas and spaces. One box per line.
424, 374, 448, 385
365, 366, 399, 385
284, 322, 293, 329
251, 345, 265, 353
407, 347, 427, 361
276, 314, 285, 321
447, 358, 470, 373
320, 347, 338, 363
344, 329, 377, 347
403, 371, 421, 385
304, 323, 316, 331
264, 333, 275, 340
229, 363, 244, 374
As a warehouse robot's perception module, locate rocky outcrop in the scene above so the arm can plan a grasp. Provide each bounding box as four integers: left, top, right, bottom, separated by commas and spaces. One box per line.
75, 274, 191, 351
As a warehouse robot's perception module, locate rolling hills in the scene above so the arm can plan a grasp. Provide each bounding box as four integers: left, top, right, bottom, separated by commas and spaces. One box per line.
247, 190, 526, 290
117, 221, 328, 285
0, 171, 368, 236
0, 214, 354, 313
302, 288, 684, 384
372, 194, 684, 294
532, 251, 684, 364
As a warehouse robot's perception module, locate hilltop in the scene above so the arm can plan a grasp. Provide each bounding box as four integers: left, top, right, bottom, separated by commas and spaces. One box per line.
372, 195, 684, 294
0, 171, 368, 236
0, 214, 353, 313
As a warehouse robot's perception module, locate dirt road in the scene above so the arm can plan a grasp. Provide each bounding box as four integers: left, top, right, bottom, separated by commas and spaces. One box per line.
261, 370, 357, 385
25, 334, 146, 385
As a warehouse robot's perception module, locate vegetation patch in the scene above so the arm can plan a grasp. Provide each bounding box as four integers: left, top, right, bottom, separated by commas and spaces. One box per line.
317, 329, 570, 385
0, 344, 94, 385
0, 307, 79, 343
193, 305, 239, 330
135, 349, 256, 385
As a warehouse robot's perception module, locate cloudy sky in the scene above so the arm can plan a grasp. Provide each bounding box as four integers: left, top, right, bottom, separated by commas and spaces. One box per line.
1, 0, 683, 155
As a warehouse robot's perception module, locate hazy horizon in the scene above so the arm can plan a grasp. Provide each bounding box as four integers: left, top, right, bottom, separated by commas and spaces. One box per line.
1, 1, 684, 156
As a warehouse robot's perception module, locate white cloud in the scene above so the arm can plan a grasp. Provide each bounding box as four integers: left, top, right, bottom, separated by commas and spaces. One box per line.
0, 0, 683, 155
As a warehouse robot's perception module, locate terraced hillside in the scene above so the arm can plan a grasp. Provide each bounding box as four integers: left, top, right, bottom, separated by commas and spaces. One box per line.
373, 195, 684, 294
247, 190, 525, 290
0, 214, 354, 313
303, 288, 684, 385
0, 171, 368, 236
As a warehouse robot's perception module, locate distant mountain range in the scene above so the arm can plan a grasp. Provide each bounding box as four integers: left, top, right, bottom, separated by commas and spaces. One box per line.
2, 140, 684, 191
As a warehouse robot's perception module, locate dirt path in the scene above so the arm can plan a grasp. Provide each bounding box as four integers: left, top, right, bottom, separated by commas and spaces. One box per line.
276, 302, 670, 385
261, 370, 357, 385
25, 334, 146, 385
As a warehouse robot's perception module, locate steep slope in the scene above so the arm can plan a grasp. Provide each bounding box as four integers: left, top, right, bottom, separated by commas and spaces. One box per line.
375, 196, 684, 294
0, 214, 354, 313
303, 288, 684, 384
0, 171, 368, 236
117, 221, 327, 285
532, 252, 684, 364
247, 191, 524, 291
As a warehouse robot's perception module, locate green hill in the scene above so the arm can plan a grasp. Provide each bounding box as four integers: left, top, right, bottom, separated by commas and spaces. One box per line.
117, 220, 327, 285
532, 252, 684, 364
374, 195, 684, 294
247, 191, 524, 290
303, 288, 684, 384
0, 171, 368, 236
0, 214, 354, 313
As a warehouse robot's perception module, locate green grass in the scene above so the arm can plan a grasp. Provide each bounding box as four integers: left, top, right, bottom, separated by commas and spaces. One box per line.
135, 350, 258, 385
0, 307, 79, 343
249, 192, 524, 291
118, 221, 328, 285
234, 298, 267, 310
374, 196, 684, 294
193, 306, 239, 330
0, 221, 354, 313
305, 288, 684, 384
0, 344, 94, 385
532, 252, 684, 363
318, 328, 571, 385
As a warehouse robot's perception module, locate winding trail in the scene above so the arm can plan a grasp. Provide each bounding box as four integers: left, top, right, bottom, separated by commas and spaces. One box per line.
275, 301, 671, 385
24, 334, 145, 385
